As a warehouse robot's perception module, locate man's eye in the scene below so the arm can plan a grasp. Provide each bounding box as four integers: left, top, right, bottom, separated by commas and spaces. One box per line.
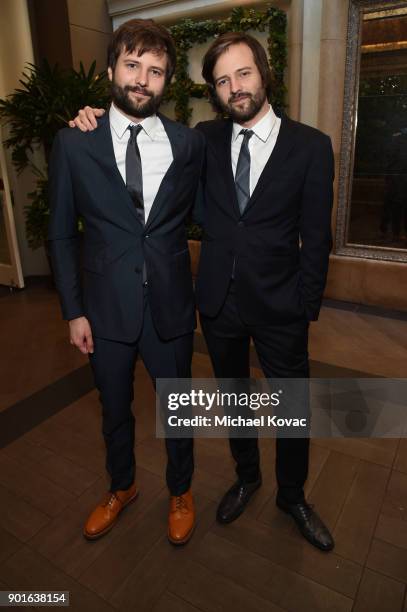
217, 79, 227, 87
241, 71, 250, 77
151, 69, 162, 76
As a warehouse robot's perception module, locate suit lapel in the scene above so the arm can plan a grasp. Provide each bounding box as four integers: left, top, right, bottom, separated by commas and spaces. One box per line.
87, 113, 188, 231
209, 120, 241, 219
207, 116, 298, 218
87, 115, 142, 225
243, 114, 298, 215
144, 113, 187, 231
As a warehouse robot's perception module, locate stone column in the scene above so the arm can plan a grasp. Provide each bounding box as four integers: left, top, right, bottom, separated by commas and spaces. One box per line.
318, 0, 349, 232
286, 0, 303, 121
300, 0, 323, 127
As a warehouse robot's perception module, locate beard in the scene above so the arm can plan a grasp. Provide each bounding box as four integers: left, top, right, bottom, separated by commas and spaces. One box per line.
217, 86, 267, 123
111, 81, 163, 119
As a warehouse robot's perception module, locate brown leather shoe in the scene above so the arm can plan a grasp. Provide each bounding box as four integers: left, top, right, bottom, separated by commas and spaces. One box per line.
83, 483, 138, 540
168, 489, 195, 545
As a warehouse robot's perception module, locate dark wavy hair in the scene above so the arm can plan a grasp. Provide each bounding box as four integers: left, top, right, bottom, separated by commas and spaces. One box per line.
202, 32, 273, 113
107, 19, 176, 84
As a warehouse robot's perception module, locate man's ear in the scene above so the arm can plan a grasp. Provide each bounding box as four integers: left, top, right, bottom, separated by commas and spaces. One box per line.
107, 67, 113, 82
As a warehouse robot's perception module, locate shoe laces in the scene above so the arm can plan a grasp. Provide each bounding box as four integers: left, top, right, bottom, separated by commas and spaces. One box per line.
174, 495, 188, 513
103, 492, 118, 508
299, 502, 314, 520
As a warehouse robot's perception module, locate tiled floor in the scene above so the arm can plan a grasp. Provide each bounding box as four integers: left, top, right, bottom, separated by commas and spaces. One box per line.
0, 279, 407, 611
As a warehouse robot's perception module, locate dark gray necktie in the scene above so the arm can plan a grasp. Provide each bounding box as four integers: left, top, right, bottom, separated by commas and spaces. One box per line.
126, 124, 147, 283
235, 129, 254, 215
126, 124, 145, 226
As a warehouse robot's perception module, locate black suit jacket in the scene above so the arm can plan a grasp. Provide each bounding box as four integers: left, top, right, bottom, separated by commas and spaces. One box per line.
194, 115, 334, 323
48, 113, 204, 342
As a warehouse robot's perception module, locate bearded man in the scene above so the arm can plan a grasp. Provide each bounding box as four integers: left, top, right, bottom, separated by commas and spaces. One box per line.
48, 19, 204, 544
194, 32, 335, 551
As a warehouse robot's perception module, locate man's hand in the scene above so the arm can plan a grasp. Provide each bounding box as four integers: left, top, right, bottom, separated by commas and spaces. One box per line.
68, 106, 105, 132
69, 316, 94, 354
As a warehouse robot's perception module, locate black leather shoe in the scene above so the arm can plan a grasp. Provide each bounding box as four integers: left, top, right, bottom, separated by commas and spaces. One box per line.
217, 477, 262, 524
276, 497, 335, 552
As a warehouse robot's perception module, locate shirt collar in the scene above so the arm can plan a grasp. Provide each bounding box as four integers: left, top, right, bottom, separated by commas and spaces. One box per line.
232, 104, 278, 143
109, 102, 159, 141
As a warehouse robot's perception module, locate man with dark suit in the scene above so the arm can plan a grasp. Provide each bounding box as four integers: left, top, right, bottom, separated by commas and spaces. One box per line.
70, 30, 334, 551
194, 32, 334, 551
49, 19, 204, 544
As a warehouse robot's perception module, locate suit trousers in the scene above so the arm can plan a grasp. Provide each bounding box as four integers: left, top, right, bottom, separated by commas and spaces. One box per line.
200, 281, 310, 504
89, 286, 194, 495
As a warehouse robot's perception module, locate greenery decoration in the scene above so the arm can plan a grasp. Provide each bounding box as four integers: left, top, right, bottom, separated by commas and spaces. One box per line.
166, 5, 287, 124
0, 61, 110, 250
0, 60, 110, 171
186, 222, 203, 241
25, 168, 50, 250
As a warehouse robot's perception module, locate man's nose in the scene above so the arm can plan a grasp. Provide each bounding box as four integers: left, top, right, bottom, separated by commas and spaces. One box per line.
229, 77, 240, 94
136, 68, 148, 87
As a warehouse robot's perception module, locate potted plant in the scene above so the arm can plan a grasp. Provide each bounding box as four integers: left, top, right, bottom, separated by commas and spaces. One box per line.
0, 60, 110, 263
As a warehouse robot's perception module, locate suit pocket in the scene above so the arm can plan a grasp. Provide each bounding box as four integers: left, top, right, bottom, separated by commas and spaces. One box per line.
173, 247, 189, 256
147, 242, 189, 256
82, 245, 106, 276
172, 248, 191, 270
82, 241, 136, 275
251, 243, 299, 257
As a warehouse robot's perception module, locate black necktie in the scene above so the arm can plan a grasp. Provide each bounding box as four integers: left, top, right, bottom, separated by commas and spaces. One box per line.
235, 129, 254, 215
126, 124, 144, 226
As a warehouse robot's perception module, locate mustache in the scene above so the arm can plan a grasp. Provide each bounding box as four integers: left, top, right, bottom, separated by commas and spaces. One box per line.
228, 91, 252, 103
124, 85, 153, 97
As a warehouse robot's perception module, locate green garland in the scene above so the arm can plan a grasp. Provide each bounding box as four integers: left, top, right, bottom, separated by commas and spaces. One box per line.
165, 6, 287, 125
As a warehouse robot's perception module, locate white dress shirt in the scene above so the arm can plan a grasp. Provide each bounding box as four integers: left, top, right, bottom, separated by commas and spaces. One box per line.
109, 103, 173, 221
231, 104, 281, 196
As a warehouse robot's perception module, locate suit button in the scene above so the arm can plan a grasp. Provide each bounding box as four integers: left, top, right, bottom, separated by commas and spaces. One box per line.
237, 221, 245, 227
134, 267, 141, 273
145, 234, 150, 239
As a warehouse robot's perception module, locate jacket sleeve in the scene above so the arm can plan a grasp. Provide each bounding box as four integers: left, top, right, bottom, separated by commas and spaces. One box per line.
48, 131, 84, 320
299, 133, 334, 321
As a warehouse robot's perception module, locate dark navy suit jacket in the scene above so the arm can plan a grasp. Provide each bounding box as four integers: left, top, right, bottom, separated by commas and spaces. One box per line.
194, 115, 334, 323
48, 112, 204, 342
